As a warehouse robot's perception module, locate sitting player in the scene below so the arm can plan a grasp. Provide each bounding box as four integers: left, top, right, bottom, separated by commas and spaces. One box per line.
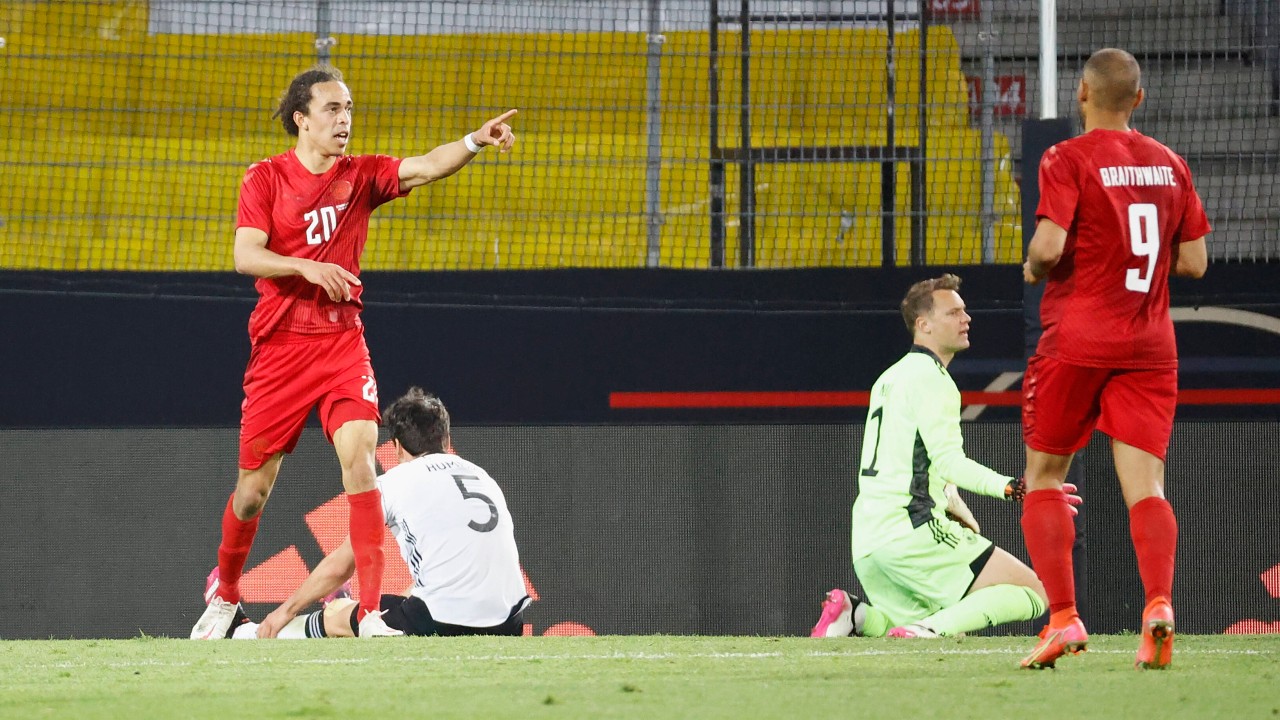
811, 275, 1080, 639
211, 388, 530, 638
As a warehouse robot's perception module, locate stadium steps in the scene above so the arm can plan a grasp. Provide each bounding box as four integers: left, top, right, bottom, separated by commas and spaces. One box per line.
1202, 219, 1280, 261
1128, 117, 1280, 156
1195, 175, 1280, 261
974, 61, 1277, 122
943, 0, 1279, 263
953, 10, 1240, 60
979, 0, 1223, 19
983, 115, 1280, 171
1197, 175, 1280, 219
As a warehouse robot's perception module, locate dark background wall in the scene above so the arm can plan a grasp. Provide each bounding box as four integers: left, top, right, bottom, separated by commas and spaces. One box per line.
0, 266, 1021, 427
1, 422, 1277, 640
1, 264, 1277, 638
3, 264, 1278, 426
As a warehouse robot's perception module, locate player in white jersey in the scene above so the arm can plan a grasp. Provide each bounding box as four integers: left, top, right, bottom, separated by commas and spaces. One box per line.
227, 388, 530, 638
811, 275, 1079, 639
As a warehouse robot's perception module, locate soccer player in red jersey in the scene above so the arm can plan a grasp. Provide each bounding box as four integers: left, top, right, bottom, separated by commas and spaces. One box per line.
1018, 49, 1210, 669
191, 66, 518, 640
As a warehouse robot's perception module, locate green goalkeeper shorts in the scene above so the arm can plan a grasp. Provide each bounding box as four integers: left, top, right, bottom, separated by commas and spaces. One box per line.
853, 517, 995, 627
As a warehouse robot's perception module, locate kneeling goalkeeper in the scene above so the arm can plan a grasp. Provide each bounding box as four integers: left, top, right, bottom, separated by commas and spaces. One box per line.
812, 274, 1078, 639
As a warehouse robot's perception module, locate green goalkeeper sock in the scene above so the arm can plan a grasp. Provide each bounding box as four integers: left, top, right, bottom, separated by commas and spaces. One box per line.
918, 585, 1046, 637
858, 602, 894, 638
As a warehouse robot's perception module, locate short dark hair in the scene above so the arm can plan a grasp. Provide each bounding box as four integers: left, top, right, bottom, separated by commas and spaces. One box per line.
1083, 48, 1141, 113
382, 387, 451, 457
273, 65, 344, 136
901, 273, 962, 334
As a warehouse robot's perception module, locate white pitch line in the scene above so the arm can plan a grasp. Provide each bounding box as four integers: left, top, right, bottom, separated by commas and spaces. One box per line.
31, 646, 1267, 671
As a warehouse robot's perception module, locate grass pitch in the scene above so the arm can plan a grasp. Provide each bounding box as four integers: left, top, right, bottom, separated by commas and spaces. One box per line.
1, 634, 1276, 719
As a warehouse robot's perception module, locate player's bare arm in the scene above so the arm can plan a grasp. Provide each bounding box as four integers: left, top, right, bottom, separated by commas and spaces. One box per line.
258, 538, 358, 638
1171, 237, 1208, 278
1023, 218, 1069, 284
233, 226, 361, 302
398, 109, 519, 192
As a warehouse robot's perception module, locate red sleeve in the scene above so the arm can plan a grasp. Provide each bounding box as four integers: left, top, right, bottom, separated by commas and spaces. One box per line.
1034, 144, 1079, 230
367, 154, 409, 209
1175, 159, 1212, 243
236, 162, 275, 233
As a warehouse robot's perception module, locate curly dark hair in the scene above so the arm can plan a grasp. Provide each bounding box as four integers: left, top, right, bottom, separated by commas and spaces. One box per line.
273, 65, 345, 136
382, 387, 451, 457
900, 273, 962, 334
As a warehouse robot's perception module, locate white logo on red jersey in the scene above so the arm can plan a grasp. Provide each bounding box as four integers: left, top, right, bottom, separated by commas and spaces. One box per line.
1099, 166, 1177, 188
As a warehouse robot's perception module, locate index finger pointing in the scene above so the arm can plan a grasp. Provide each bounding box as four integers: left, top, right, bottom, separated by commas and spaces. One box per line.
492, 108, 519, 124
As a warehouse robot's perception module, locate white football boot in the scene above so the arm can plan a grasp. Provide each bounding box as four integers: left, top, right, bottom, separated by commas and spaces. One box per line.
358, 610, 404, 637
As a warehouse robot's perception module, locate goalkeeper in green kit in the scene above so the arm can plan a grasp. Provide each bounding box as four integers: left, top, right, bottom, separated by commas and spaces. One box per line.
811, 274, 1080, 639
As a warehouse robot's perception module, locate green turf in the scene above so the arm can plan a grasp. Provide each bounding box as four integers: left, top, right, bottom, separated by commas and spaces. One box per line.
1, 635, 1276, 719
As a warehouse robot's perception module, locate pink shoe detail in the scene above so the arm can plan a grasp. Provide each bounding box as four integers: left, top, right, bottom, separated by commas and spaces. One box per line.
323, 581, 353, 606
1021, 615, 1089, 669
810, 589, 853, 638
886, 624, 940, 638
203, 567, 220, 605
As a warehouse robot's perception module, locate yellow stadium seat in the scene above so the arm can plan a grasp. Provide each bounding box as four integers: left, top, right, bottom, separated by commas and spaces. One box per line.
0, 14, 1021, 270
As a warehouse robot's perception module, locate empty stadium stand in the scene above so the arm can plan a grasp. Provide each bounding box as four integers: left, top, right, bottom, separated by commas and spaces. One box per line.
957, 0, 1279, 261
0, 3, 1018, 269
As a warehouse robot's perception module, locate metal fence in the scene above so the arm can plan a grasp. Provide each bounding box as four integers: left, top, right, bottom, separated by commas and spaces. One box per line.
967, 0, 1279, 262
0, 0, 1274, 270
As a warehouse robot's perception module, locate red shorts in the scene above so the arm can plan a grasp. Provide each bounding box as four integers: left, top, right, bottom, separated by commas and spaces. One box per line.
1022, 355, 1177, 461
239, 326, 381, 470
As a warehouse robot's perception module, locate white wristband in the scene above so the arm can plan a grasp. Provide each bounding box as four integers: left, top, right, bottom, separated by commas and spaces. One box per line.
463, 133, 483, 153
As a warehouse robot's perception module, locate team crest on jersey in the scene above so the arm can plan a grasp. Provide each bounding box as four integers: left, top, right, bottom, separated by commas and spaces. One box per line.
329, 179, 354, 203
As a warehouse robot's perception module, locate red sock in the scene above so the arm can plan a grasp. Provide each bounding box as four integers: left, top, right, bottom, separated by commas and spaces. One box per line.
216, 493, 260, 604
1022, 488, 1077, 615
1129, 496, 1177, 604
348, 488, 386, 619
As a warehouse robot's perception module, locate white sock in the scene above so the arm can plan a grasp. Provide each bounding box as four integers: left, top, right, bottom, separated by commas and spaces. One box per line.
231, 622, 259, 640
276, 610, 328, 639
276, 615, 310, 639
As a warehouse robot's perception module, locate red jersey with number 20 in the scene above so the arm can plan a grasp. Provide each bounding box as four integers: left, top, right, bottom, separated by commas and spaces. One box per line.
1035, 129, 1211, 369
237, 149, 409, 344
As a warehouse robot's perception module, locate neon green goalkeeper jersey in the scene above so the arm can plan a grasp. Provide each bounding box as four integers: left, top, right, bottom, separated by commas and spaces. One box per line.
851, 345, 1013, 561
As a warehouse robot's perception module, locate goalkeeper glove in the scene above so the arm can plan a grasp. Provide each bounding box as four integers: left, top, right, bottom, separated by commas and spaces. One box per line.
1005, 478, 1083, 515
1004, 477, 1027, 501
